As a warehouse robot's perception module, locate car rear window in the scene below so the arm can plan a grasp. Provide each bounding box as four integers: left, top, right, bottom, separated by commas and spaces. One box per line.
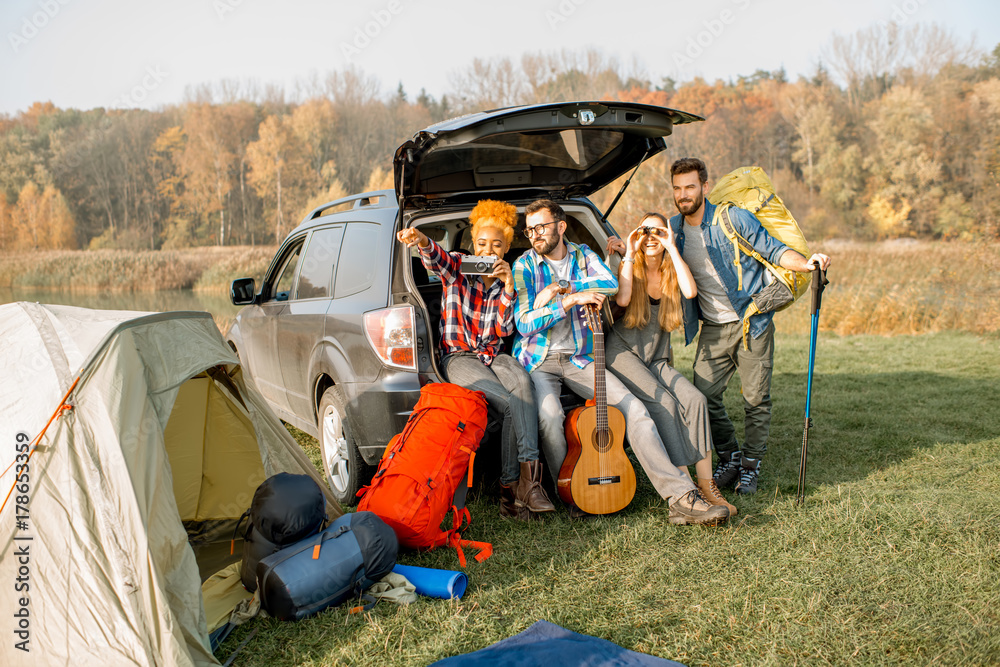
422, 129, 625, 181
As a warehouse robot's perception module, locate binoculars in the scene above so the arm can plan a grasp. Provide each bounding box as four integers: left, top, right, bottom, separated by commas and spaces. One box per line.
638, 226, 665, 236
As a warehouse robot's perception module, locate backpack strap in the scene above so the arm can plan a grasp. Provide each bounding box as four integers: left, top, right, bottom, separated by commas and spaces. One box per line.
715, 203, 787, 351
229, 508, 252, 556
397, 421, 468, 526
445, 507, 492, 567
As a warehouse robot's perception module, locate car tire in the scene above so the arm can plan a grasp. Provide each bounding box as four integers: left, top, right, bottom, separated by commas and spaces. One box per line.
318, 386, 371, 506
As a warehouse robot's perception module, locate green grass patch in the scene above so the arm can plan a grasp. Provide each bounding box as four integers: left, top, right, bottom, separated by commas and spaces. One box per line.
224, 331, 1000, 666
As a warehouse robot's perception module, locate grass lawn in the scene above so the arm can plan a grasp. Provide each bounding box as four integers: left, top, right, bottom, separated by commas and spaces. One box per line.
222, 330, 1000, 667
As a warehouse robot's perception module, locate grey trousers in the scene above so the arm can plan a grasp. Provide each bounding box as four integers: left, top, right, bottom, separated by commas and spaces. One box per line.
693, 321, 775, 461
606, 349, 711, 468
441, 352, 538, 486
530, 353, 696, 504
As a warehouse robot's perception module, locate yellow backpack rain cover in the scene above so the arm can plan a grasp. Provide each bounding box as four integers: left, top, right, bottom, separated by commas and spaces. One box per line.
708, 166, 811, 305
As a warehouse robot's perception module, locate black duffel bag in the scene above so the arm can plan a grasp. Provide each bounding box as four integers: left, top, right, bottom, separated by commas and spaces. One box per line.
257, 511, 398, 621
239, 473, 327, 592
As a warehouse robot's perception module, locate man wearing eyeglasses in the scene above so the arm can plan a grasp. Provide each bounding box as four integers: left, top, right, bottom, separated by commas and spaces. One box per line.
512, 199, 729, 524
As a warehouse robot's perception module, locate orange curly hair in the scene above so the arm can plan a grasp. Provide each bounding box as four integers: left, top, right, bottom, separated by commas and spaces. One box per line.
469, 199, 517, 245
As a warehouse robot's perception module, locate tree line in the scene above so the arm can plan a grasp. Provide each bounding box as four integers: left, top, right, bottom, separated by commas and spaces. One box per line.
0, 23, 997, 252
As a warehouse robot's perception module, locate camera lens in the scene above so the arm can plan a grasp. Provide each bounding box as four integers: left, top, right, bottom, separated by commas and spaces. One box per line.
476, 261, 488, 272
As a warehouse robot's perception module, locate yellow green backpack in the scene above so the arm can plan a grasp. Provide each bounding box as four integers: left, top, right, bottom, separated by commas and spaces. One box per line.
708, 166, 811, 347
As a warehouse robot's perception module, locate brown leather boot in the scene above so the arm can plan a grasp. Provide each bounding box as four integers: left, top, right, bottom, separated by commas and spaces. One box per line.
516, 460, 556, 513
697, 477, 737, 517
500, 483, 530, 520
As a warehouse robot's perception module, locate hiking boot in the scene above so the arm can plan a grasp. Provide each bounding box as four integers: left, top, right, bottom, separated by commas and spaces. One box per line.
697, 477, 737, 517
735, 456, 761, 495
668, 489, 729, 526
713, 450, 742, 490
499, 484, 530, 520
516, 460, 556, 514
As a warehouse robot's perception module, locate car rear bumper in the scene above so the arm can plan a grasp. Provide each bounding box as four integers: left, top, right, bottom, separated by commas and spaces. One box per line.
342, 368, 440, 465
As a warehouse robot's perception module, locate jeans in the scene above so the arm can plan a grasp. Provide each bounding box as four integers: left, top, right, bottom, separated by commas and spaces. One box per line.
529, 353, 695, 504
441, 352, 539, 486
693, 320, 775, 460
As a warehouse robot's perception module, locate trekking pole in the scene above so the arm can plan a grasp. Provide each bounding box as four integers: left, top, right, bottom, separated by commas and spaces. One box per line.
797, 266, 829, 505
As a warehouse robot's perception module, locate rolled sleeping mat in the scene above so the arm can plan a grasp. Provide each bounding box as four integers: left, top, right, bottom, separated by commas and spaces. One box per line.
392, 563, 468, 599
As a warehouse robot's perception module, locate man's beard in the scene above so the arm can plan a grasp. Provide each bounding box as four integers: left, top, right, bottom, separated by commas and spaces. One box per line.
533, 234, 560, 257
675, 191, 704, 217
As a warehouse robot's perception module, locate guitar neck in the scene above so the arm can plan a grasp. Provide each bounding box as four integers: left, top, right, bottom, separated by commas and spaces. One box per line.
590, 308, 608, 431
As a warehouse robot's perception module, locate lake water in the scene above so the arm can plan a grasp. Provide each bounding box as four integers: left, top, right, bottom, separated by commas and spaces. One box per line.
0, 287, 243, 332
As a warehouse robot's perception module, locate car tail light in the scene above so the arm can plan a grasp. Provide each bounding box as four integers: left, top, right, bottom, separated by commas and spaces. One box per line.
363, 306, 417, 370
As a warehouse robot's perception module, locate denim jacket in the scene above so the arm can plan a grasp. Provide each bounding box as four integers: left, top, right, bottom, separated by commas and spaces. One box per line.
670, 201, 789, 346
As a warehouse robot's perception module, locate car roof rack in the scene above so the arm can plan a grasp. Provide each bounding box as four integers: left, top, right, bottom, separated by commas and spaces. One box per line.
306, 189, 396, 220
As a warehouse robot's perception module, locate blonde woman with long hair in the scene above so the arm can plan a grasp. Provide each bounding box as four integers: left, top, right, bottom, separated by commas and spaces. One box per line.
606, 212, 736, 516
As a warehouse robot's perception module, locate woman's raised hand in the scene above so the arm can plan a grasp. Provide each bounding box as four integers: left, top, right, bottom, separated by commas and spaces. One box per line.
659, 224, 677, 252
627, 227, 646, 256
396, 227, 429, 248
606, 235, 626, 257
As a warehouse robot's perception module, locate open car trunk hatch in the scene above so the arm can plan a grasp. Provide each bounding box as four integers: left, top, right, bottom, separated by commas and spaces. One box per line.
394, 101, 703, 208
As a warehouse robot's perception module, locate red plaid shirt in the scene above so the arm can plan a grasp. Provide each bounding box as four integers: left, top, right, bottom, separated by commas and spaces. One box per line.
418, 239, 515, 366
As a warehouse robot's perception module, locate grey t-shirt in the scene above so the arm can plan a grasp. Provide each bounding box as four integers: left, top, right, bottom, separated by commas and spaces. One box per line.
543, 254, 576, 354
682, 225, 739, 324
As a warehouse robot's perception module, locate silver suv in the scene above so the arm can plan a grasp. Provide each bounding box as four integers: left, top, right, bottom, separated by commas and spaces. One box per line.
226, 101, 702, 505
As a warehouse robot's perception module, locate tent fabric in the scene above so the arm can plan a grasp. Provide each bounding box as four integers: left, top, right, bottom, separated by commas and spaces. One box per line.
200, 563, 253, 634
0, 302, 339, 666
429, 620, 686, 667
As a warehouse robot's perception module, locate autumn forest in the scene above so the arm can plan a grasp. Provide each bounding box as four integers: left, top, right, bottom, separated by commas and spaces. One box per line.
1, 24, 998, 252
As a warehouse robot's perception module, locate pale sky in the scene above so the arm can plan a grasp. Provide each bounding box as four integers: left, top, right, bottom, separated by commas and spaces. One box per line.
1, 0, 997, 114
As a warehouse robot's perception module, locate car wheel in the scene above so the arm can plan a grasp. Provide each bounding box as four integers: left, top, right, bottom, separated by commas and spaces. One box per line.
318, 386, 370, 506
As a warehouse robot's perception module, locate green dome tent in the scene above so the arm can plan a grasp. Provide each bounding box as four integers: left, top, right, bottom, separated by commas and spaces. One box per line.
0, 303, 339, 666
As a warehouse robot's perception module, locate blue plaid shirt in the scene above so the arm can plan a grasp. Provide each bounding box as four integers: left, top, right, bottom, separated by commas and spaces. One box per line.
512, 241, 618, 372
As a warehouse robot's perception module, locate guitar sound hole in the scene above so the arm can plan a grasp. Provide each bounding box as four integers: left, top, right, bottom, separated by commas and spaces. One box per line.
591, 428, 612, 453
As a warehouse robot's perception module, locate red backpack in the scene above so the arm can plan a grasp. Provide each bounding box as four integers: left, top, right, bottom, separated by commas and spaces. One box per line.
357, 382, 492, 567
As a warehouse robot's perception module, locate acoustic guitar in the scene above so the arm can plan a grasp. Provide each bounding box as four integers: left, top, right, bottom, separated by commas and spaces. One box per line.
557, 304, 636, 514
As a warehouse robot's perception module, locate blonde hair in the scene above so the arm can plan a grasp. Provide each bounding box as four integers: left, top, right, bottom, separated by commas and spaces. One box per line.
620, 213, 683, 332
469, 199, 516, 245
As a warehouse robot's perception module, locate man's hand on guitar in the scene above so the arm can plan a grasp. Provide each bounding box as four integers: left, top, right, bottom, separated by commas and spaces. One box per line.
563, 291, 606, 312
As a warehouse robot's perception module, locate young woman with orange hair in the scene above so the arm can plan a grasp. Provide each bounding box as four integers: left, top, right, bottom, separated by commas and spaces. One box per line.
397, 199, 555, 519
605, 213, 736, 515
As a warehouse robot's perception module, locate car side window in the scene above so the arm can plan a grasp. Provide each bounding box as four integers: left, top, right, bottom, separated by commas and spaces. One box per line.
270, 242, 304, 302
334, 223, 380, 299
295, 226, 345, 300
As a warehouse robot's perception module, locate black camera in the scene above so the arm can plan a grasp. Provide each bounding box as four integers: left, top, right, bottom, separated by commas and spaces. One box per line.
460, 255, 498, 275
